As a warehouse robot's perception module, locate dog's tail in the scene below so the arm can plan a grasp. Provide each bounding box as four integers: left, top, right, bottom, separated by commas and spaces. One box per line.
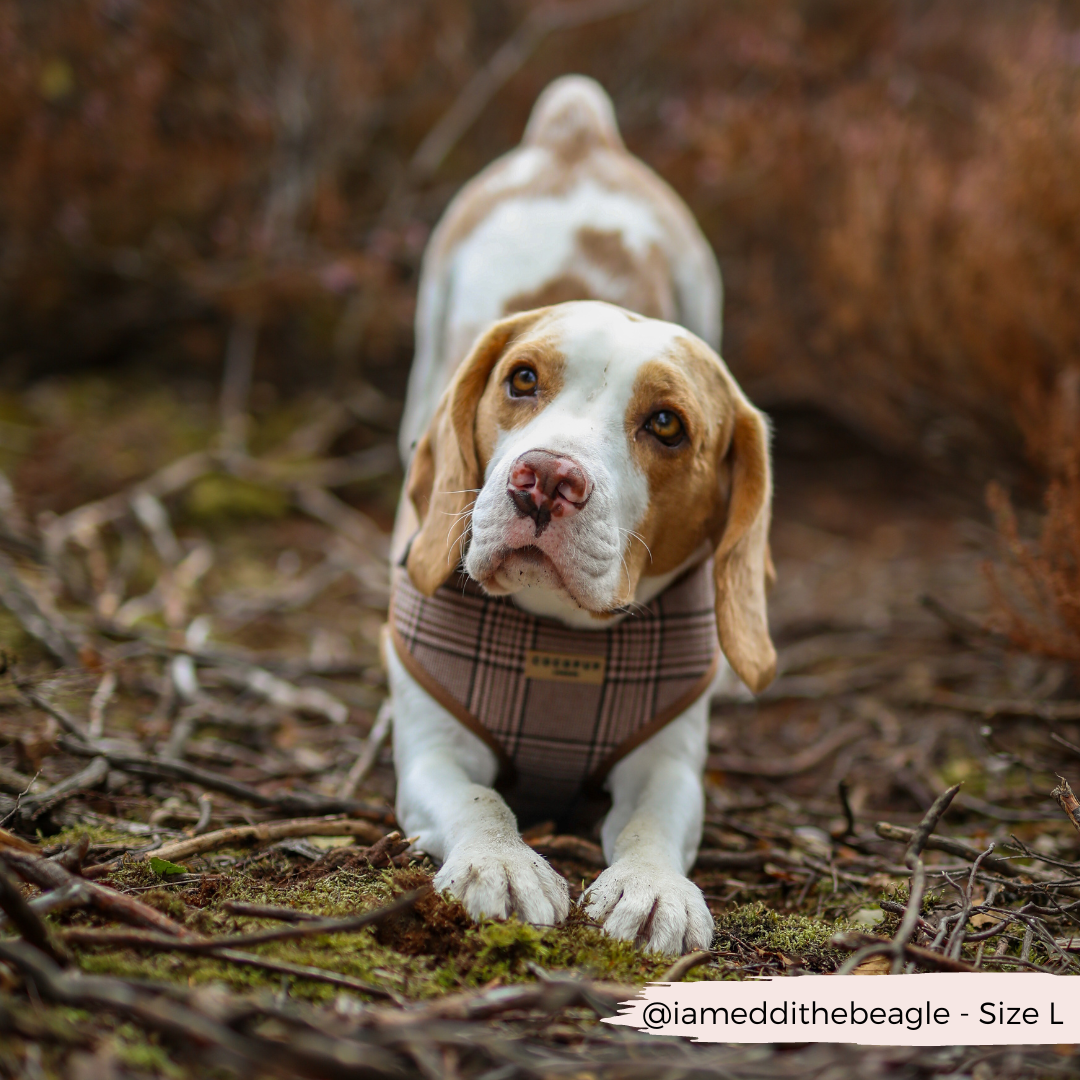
522, 75, 623, 156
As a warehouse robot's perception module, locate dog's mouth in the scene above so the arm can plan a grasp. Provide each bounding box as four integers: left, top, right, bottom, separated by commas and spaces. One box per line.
480, 545, 594, 609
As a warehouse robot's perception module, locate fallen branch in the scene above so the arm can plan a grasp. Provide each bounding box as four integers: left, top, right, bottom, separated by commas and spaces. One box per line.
2, 849, 187, 936
222, 901, 323, 922
44, 452, 214, 551
839, 785, 960, 975
0, 552, 81, 665
918, 689, 1080, 722
212, 663, 349, 725
59, 734, 388, 818
65, 887, 428, 953
526, 834, 606, 867
137, 814, 387, 865
0, 939, 405, 1075
0, 855, 71, 964
694, 850, 775, 871
874, 822, 1020, 877
661, 951, 714, 982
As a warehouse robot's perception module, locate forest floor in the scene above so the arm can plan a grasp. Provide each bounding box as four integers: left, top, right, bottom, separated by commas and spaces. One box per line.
0, 372, 1077, 1078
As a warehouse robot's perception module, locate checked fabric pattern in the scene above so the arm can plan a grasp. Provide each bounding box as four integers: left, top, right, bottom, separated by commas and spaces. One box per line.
390, 558, 720, 818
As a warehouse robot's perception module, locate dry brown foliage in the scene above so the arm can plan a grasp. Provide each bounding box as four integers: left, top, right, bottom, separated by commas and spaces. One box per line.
3, 0, 1080, 481
985, 369, 1080, 662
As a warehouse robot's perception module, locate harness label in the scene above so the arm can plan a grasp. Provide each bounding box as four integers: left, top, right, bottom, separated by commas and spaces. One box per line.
525, 649, 606, 685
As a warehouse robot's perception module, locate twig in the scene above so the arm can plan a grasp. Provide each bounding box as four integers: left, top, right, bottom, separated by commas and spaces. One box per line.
66, 888, 428, 953
892, 785, 961, 974
693, 850, 774, 871
840, 786, 960, 976
525, 834, 607, 868
1052, 776, 1080, 835
2, 849, 187, 936
222, 901, 323, 923
59, 734, 385, 817
0, 879, 94, 932
212, 663, 349, 725
2, 756, 110, 824
874, 822, 1019, 877
0, 827, 38, 853
837, 778, 857, 838
707, 721, 866, 777
18, 684, 95, 744
0, 763, 39, 796
661, 951, 714, 982
831, 931, 976, 973
0, 855, 71, 964
339, 699, 392, 799
292, 485, 389, 560
919, 594, 1009, 647
87, 669, 117, 739
919, 689, 1080, 722
189, 792, 213, 837
0, 940, 405, 1075
0, 551, 81, 665
45, 452, 214, 552
947, 843, 996, 959
905, 784, 962, 866
137, 814, 387, 866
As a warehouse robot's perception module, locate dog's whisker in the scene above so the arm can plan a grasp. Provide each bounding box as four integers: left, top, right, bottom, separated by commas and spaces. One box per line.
437, 498, 478, 520
619, 527, 653, 563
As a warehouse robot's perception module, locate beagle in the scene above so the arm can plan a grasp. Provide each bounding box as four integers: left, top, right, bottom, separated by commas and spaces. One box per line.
389, 76, 775, 954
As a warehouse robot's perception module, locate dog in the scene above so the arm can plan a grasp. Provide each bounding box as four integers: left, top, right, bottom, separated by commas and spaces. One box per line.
388, 76, 775, 955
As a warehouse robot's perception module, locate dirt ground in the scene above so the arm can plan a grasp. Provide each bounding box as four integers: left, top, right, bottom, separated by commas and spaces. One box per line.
0, 373, 1077, 1078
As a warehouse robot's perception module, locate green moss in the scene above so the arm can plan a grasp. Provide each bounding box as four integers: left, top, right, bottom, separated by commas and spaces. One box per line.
184, 474, 289, 521
0, 608, 34, 654
713, 902, 855, 972
111, 1023, 189, 1079
63, 865, 688, 1004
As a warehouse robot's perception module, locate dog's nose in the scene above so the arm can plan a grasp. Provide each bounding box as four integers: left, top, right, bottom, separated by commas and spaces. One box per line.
507, 450, 591, 532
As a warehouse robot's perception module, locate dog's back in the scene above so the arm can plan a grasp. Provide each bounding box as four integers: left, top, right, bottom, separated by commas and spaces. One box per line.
399, 75, 722, 461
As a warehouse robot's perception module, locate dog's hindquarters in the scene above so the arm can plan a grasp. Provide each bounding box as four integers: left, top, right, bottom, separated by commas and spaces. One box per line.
398, 75, 722, 465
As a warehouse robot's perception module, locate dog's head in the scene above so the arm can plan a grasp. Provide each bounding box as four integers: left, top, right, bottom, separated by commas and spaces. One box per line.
405, 301, 776, 691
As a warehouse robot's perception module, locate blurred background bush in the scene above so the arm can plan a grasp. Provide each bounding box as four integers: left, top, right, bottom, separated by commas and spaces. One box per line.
2, 0, 1079, 484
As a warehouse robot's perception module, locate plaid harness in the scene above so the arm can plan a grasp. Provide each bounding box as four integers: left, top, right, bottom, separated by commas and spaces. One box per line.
390, 560, 720, 818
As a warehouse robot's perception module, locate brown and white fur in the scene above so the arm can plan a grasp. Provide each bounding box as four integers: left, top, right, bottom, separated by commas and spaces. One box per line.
390, 76, 775, 954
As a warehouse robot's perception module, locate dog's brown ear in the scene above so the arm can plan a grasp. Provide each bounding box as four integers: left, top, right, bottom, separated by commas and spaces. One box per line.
713, 400, 776, 693
406, 310, 546, 594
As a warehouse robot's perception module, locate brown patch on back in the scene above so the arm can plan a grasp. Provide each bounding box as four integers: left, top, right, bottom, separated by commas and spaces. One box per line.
576, 226, 637, 279
575, 227, 672, 320
430, 137, 704, 293
504, 274, 595, 315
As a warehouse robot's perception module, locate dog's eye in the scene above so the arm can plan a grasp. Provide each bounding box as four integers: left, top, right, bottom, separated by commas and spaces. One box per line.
508, 367, 538, 397
645, 410, 684, 446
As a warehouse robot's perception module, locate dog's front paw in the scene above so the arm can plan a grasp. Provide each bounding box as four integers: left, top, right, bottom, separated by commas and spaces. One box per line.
434, 837, 570, 926
582, 861, 714, 955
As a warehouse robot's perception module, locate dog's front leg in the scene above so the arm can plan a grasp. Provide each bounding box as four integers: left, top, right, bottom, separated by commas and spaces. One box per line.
388, 645, 570, 926
583, 697, 714, 954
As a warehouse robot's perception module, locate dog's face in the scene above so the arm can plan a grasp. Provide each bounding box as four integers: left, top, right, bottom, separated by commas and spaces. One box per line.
406, 301, 776, 691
